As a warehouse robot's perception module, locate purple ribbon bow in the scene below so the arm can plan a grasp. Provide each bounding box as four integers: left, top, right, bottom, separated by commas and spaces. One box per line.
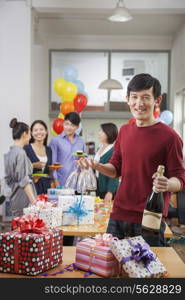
120, 241, 155, 272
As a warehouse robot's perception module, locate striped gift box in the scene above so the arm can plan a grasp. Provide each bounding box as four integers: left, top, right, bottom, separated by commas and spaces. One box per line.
75, 238, 119, 277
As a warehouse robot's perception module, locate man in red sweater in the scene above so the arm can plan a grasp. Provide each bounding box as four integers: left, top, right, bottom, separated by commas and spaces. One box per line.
78, 73, 185, 246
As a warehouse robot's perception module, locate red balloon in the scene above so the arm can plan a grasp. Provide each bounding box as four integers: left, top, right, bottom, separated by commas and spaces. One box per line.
153, 106, 160, 118
74, 93, 88, 113
52, 118, 64, 134
128, 118, 136, 124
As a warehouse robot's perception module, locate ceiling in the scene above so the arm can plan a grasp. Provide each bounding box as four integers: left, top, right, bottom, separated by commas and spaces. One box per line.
32, 0, 185, 37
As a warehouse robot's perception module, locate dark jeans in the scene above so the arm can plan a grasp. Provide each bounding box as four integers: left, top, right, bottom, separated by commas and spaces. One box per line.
63, 236, 74, 246
106, 218, 166, 247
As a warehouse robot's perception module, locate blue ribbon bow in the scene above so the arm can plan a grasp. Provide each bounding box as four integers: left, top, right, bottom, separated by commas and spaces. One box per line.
64, 195, 91, 225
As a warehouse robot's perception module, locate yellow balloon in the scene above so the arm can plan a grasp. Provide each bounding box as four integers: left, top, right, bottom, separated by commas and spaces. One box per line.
51, 128, 58, 136
60, 82, 77, 102
58, 112, 64, 119
53, 78, 66, 97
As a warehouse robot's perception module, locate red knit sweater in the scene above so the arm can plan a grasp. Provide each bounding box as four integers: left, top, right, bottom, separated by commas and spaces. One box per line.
109, 122, 185, 224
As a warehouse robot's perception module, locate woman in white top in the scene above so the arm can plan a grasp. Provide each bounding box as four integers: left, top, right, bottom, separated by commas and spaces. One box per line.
94, 123, 119, 203
24, 120, 52, 195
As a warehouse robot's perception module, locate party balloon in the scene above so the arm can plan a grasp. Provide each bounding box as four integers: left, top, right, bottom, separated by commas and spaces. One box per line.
75, 123, 82, 135
53, 78, 66, 97
128, 118, 136, 124
157, 117, 165, 123
51, 128, 58, 136
160, 110, 173, 125
63, 66, 78, 81
72, 79, 85, 93
58, 112, 64, 119
73, 93, 88, 113
52, 118, 64, 134
60, 101, 75, 115
80, 90, 89, 99
60, 81, 77, 102
153, 106, 161, 119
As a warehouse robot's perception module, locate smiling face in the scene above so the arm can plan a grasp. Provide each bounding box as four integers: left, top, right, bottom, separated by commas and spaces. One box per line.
63, 120, 78, 137
31, 123, 48, 143
127, 87, 161, 126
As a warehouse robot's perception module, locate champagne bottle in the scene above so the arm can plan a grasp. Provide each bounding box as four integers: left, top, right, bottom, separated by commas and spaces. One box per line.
141, 165, 165, 232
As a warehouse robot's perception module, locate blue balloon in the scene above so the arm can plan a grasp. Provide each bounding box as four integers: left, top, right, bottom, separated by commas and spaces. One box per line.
79, 90, 89, 99
160, 110, 173, 125
75, 123, 82, 135
63, 66, 78, 81
72, 79, 85, 93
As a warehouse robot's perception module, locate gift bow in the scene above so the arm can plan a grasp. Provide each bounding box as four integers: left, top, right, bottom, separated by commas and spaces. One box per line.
120, 242, 155, 268
94, 233, 113, 247
64, 196, 92, 225
37, 194, 48, 202
66, 200, 88, 220
12, 215, 47, 234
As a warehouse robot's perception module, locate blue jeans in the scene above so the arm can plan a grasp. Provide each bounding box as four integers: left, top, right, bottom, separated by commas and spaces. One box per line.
106, 218, 166, 247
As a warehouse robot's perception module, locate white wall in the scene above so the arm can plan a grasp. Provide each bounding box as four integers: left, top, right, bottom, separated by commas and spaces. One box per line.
0, 1, 32, 180
32, 28, 172, 143
171, 23, 185, 109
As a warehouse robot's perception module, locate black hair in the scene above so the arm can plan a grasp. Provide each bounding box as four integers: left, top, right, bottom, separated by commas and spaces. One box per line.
127, 73, 161, 98
64, 112, 81, 126
29, 120, 48, 146
9, 118, 29, 140
100, 123, 118, 144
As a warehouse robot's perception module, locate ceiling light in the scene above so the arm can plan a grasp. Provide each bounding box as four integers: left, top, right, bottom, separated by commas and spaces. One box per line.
98, 79, 123, 90
108, 0, 133, 22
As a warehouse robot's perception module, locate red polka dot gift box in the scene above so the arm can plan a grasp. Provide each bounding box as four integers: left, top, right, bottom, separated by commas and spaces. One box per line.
0, 215, 63, 276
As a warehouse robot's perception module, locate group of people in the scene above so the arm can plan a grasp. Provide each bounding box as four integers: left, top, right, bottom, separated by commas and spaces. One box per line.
4, 112, 118, 217
4, 73, 185, 247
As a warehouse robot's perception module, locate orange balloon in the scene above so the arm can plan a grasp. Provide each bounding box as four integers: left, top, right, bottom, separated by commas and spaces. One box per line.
60, 102, 75, 115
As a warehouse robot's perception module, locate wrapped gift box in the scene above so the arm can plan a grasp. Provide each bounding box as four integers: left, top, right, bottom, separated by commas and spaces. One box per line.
47, 189, 75, 205
47, 188, 75, 196
0, 216, 63, 276
23, 205, 63, 228
110, 235, 167, 278
58, 195, 94, 225
75, 236, 119, 277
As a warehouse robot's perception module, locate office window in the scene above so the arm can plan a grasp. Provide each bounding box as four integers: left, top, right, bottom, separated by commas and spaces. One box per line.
49, 50, 108, 117
49, 50, 169, 118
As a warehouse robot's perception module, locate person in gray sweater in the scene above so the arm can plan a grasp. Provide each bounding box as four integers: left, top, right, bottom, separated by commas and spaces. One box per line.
4, 118, 37, 217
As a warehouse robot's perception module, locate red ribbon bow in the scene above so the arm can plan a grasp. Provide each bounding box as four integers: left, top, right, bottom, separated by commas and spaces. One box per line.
12, 215, 47, 234
37, 194, 48, 202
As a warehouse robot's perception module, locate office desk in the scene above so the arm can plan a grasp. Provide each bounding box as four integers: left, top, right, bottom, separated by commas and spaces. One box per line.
57, 222, 173, 238
0, 246, 184, 278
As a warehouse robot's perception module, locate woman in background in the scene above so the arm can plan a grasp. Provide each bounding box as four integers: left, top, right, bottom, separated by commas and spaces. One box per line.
24, 120, 52, 195
4, 118, 37, 217
94, 123, 119, 203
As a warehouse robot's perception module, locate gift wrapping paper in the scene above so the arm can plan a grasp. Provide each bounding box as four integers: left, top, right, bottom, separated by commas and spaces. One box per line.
110, 235, 167, 278
47, 188, 75, 196
0, 229, 63, 275
58, 195, 94, 225
75, 238, 119, 277
23, 206, 63, 228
